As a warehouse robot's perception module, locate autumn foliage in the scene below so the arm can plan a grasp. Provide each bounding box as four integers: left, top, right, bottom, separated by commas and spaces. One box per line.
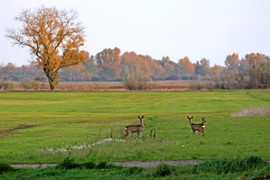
3, 6, 270, 90
6, 6, 86, 90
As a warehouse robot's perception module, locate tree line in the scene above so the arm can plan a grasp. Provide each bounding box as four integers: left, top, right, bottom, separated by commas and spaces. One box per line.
1, 50, 270, 89
3, 6, 270, 90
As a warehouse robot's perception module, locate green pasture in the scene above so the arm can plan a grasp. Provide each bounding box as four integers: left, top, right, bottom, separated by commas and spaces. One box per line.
0, 90, 269, 164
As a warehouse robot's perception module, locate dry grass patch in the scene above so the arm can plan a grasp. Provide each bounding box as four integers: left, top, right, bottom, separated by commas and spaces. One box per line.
231, 106, 270, 117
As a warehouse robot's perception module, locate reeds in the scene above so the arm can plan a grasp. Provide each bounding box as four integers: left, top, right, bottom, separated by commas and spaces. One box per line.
232, 106, 270, 117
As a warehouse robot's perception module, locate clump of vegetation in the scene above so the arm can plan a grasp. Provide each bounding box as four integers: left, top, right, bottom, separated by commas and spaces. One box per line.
20, 78, 39, 90
56, 157, 120, 170
232, 106, 270, 117
0, 79, 14, 90
56, 157, 82, 169
123, 72, 153, 90
1, 156, 270, 179
189, 156, 268, 174
0, 163, 16, 174
145, 163, 176, 178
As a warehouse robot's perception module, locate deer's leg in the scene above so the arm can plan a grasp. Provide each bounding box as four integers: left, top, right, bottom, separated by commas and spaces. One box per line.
137, 131, 140, 136
125, 130, 130, 138
202, 129, 205, 136
193, 130, 196, 135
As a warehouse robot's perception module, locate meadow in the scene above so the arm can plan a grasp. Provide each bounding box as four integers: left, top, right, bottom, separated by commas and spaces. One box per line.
0, 89, 270, 165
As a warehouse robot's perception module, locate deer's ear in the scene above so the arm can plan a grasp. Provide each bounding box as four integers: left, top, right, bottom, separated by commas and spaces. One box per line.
138, 116, 140, 119
191, 116, 193, 118
142, 116, 144, 118
187, 116, 189, 119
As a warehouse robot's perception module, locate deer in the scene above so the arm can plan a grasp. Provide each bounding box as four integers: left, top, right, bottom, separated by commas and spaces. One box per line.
187, 116, 206, 136
125, 116, 144, 138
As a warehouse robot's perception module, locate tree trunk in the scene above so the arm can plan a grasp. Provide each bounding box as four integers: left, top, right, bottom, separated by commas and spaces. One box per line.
49, 81, 55, 90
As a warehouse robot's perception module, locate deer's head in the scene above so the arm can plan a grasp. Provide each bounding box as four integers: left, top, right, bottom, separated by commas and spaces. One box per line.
138, 116, 144, 125
201, 117, 206, 123
187, 116, 193, 123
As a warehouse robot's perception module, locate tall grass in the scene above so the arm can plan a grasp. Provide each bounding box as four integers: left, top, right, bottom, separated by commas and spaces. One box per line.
1, 156, 269, 180
232, 106, 270, 117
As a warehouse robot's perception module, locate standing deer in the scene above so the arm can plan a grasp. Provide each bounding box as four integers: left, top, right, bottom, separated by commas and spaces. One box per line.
125, 116, 144, 138
187, 116, 206, 136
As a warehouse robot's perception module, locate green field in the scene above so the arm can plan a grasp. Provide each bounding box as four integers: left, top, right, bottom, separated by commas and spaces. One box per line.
0, 90, 270, 164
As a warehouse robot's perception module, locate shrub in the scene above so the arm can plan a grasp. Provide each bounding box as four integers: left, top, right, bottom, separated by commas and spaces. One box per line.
123, 72, 152, 90
145, 163, 176, 178
20, 78, 39, 90
0, 79, 14, 90
96, 161, 108, 169
81, 161, 96, 169
0, 163, 16, 174
56, 157, 80, 169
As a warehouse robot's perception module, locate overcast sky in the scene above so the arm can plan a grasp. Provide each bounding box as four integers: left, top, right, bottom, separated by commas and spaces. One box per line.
1, 0, 270, 67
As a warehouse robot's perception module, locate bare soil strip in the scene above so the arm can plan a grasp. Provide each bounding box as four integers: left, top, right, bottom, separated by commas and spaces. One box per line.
0, 124, 36, 140
10, 160, 270, 169
11, 160, 202, 169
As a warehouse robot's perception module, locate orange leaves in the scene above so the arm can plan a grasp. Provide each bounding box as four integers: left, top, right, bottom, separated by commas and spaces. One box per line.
245, 53, 266, 69
120, 52, 163, 77
225, 53, 240, 71
6, 6, 86, 90
178, 56, 194, 77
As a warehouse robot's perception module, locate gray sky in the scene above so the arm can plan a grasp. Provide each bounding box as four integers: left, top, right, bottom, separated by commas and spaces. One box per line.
1, 0, 270, 66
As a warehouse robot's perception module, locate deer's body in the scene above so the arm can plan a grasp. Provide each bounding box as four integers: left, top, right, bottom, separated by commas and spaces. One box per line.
187, 116, 206, 136
125, 116, 144, 138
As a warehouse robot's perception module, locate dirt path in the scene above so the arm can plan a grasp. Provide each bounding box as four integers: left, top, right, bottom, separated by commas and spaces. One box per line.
10, 160, 270, 169
11, 160, 203, 169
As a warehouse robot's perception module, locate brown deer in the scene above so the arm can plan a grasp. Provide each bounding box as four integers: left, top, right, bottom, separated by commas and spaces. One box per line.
187, 116, 206, 136
125, 116, 144, 138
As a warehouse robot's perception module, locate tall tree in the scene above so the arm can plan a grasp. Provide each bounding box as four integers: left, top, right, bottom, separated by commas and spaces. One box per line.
96, 47, 121, 79
245, 53, 266, 69
224, 53, 240, 71
6, 6, 86, 90
194, 58, 210, 76
83, 52, 98, 76
178, 57, 194, 79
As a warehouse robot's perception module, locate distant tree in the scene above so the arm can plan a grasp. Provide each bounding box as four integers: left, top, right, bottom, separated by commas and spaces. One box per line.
83, 52, 98, 76
96, 47, 121, 79
120, 52, 148, 78
245, 53, 266, 69
60, 65, 91, 81
194, 58, 210, 76
178, 57, 194, 79
6, 6, 86, 90
224, 53, 240, 71
2, 63, 16, 72
238, 58, 249, 72
160, 56, 176, 75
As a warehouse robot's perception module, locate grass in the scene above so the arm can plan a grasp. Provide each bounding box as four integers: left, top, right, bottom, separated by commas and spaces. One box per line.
0, 90, 270, 164
1, 156, 269, 180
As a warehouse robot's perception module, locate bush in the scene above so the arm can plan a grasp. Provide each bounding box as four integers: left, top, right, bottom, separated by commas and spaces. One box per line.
123, 72, 152, 90
145, 163, 176, 178
0, 79, 14, 90
56, 157, 81, 169
191, 80, 208, 90
20, 78, 39, 90
96, 161, 108, 169
0, 163, 16, 174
